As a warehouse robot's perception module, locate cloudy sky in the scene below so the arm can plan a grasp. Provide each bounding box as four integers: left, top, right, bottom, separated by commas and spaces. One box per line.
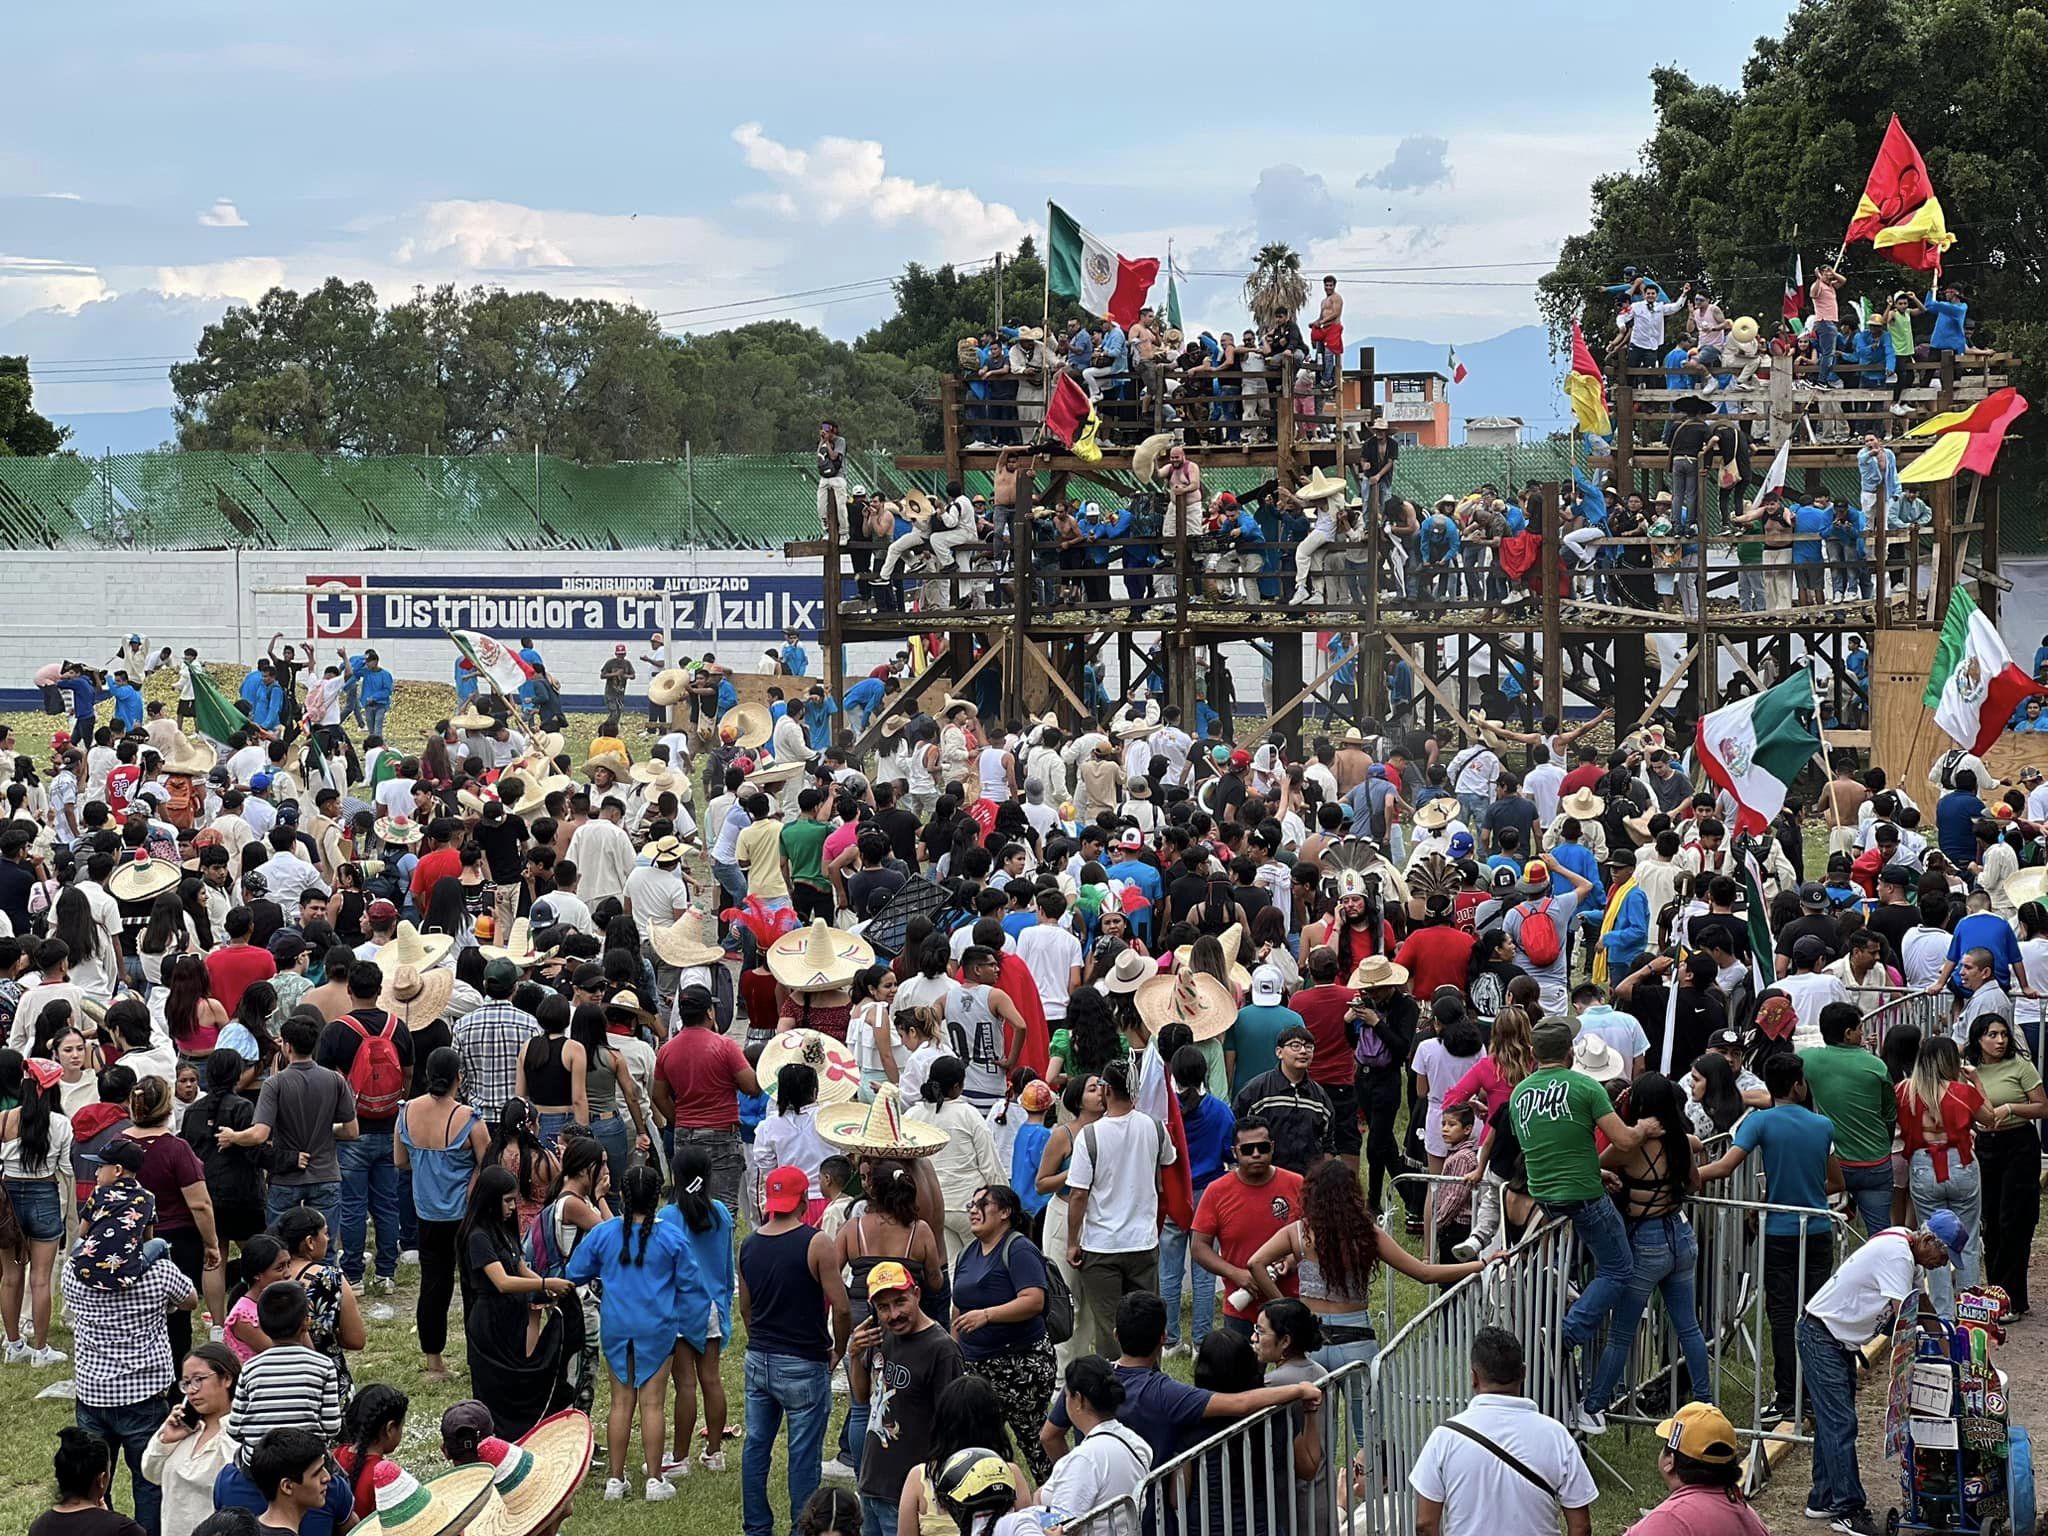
4, 0, 1797, 418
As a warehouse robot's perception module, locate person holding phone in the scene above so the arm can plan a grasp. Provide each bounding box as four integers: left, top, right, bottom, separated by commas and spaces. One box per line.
141, 1343, 242, 1536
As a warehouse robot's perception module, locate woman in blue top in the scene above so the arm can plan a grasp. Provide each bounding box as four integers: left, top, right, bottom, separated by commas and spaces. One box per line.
565, 1164, 695, 1503
394, 1048, 489, 1382
663, 1144, 735, 1480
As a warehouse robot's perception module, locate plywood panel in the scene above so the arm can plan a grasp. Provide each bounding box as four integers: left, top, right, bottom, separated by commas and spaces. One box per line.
1873, 629, 2046, 804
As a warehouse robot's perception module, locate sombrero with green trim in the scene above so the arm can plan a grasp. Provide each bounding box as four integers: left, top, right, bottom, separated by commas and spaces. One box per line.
358, 1460, 496, 1536
467, 1411, 594, 1536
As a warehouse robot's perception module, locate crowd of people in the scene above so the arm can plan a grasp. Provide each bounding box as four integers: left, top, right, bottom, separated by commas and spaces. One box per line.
8, 627, 2046, 1536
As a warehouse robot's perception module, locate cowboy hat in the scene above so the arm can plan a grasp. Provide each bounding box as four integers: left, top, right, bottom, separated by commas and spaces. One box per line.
725, 701, 773, 750
478, 917, 547, 968
448, 707, 497, 731
524, 731, 567, 763
878, 714, 910, 738
161, 734, 216, 777
603, 990, 658, 1026
380, 962, 457, 1030
650, 907, 727, 967
1338, 727, 1367, 746
467, 1411, 595, 1536
584, 749, 630, 778
1172, 928, 1251, 992
1013, 325, 1046, 343
1293, 467, 1352, 503
629, 764, 689, 801
376, 920, 455, 974
1134, 967, 1238, 1043
1560, 787, 1606, 821
1623, 808, 1657, 846
741, 759, 807, 790
1098, 946, 1153, 995
1132, 432, 1178, 482
902, 488, 939, 524
1347, 955, 1410, 990
758, 1028, 863, 1106
2005, 866, 2048, 912
940, 695, 979, 717
1411, 798, 1456, 832
374, 813, 424, 847
107, 854, 180, 904
356, 1461, 497, 1536
817, 1083, 950, 1158
767, 919, 876, 993
648, 668, 691, 707
1571, 1032, 1624, 1082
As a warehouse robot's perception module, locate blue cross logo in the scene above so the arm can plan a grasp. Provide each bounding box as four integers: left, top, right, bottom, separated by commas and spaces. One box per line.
315, 590, 356, 628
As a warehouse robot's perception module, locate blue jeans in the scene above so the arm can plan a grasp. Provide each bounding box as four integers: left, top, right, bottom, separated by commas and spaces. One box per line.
266, 1179, 341, 1237
537, 1110, 575, 1150
1799, 1315, 1867, 1515
1159, 1188, 1216, 1346
1908, 1149, 1980, 1316
860, 1495, 897, 1536
742, 1351, 831, 1536
1813, 320, 1839, 385
363, 702, 388, 739
591, 1112, 633, 1186
713, 861, 749, 907
77, 1396, 164, 1536
840, 1396, 867, 1473
338, 1128, 401, 1283
1584, 1213, 1710, 1413
1555, 1196, 1635, 1352
1308, 1305, 1379, 1448
1839, 1160, 1893, 1239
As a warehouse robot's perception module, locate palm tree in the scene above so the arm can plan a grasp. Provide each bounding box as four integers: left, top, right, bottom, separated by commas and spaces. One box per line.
1243, 243, 1309, 327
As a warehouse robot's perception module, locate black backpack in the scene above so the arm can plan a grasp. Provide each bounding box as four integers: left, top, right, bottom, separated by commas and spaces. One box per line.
1003, 1231, 1073, 1345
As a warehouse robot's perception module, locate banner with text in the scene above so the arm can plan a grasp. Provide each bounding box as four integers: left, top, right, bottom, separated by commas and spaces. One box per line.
305, 572, 825, 645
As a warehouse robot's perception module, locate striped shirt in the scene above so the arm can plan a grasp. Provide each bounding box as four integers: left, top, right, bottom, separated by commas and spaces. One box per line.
452, 1001, 540, 1122
227, 1342, 343, 1446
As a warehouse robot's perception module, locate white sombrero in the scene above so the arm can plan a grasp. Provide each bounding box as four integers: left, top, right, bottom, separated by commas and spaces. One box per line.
449, 707, 497, 732
478, 917, 547, 967
467, 1411, 594, 1536
1134, 967, 1237, 1043
1294, 467, 1352, 503
817, 1083, 949, 1159
1411, 799, 1456, 832
376, 920, 455, 974
380, 963, 457, 1030
1560, 787, 1606, 821
648, 668, 692, 707
650, 908, 726, 967
107, 854, 181, 903
767, 919, 875, 993
1171, 927, 1251, 992
725, 702, 774, 749
758, 1028, 863, 1106
357, 1462, 496, 1536
162, 735, 217, 777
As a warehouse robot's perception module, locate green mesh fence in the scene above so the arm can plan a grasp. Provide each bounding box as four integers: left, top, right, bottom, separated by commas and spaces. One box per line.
0, 447, 2022, 550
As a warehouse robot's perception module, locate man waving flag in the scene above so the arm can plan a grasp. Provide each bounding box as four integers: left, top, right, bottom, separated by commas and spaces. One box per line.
1843, 113, 1956, 271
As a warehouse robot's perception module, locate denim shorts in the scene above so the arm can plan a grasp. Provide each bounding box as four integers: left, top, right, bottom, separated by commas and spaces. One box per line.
4, 1179, 64, 1242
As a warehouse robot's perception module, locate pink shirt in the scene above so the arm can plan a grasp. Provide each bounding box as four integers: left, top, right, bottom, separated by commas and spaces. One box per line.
1624, 1484, 1769, 1535
224, 1295, 263, 1361
824, 821, 861, 865
1443, 1055, 1518, 1123
1810, 280, 1839, 324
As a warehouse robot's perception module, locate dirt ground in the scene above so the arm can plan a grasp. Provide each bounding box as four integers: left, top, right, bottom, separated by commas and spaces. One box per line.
1749, 1260, 2043, 1531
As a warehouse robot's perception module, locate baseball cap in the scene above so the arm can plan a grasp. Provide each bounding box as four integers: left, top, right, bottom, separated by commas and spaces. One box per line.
1656, 1402, 1741, 1467
763, 1165, 809, 1217
482, 958, 521, 989
1210, 745, 1231, 764
440, 1400, 496, 1452
1117, 829, 1146, 850
2022, 765, 2043, 783
366, 898, 399, 924
250, 772, 273, 792
530, 899, 558, 928
1797, 881, 1828, 910
1532, 1016, 1576, 1060
100, 1136, 149, 1173
1792, 934, 1831, 962
1708, 1028, 1745, 1053
277, 803, 300, 825
866, 1259, 918, 1296
1448, 831, 1475, 858
1521, 859, 1548, 885
1229, 749, 1252, 768
613, 643, 628, 655
1019, 1080, 1056, 1114
1924, 1208, 1965, 1254
1879, 863, 1916, 889
1250, 964, 1286, 1007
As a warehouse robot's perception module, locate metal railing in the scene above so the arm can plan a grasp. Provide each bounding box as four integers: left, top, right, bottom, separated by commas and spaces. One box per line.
1862, 986, 1957, 1047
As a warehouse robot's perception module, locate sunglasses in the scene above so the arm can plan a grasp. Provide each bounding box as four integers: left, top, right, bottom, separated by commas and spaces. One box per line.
1237, 1141, 1273, 1155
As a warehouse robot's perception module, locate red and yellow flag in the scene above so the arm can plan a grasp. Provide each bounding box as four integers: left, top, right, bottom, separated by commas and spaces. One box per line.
1843, 114, 1956, 271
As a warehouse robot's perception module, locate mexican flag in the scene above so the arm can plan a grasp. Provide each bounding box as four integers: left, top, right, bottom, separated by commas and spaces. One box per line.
1782, 248, 1803, 319
1448, 345, 1468, 384
451, 630, 534, 698
190, 669, 255, 748
1048, 203, 1158, 328
1923, 587, 2045, 754
1696, 667, 1820, 836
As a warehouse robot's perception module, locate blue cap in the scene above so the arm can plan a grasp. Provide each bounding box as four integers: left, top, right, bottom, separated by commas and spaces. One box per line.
1448, 831, 1475, 857
250, 772, 273, 792
1924, 1209, 1965, 1255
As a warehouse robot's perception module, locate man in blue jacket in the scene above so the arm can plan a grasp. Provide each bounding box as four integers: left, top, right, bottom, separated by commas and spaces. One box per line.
239, 660, 283, 731
356, 650, 394, 739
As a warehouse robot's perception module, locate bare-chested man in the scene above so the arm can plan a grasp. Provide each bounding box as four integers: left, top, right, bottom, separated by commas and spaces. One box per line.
1312, 275, 1344, 384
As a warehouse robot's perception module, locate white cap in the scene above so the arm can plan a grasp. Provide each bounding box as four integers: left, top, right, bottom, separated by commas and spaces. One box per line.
1250, 963, 1286, 1007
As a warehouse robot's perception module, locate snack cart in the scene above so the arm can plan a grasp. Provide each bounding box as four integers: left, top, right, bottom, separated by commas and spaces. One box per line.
1882, 1287, 2035, 1535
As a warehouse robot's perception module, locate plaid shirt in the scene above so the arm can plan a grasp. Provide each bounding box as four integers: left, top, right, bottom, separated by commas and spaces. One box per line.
453, 1001, 540, 1121
62, 1256, 194, 1406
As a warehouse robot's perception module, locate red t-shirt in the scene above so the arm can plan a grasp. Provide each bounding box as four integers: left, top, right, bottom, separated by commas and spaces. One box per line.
136, 1131, 206, 1231
105, 764, 140, 819
1192, 1167, 1304, 1319
1291, 984, 1357, 1088
1394, 925, 1476, 1002
1897, 1078, 1984, 1180
333, 1446, 388, 1518
204, 942, 277, 1016
1560, 764, 1605, 797
966, 797, 999, 845
409, 846, 462, 907
656, 1028, 752, 1129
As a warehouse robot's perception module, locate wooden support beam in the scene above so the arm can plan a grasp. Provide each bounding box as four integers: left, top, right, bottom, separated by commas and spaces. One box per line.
1538, 481, 1563, 720
1384, 634, 1485, 743
1266, 640, 1362, 735
1020, 642, 1092, 723
1629, 641, 1701, 732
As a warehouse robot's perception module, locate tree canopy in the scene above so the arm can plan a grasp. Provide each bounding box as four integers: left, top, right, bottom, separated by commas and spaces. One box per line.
0, 357, 67, 457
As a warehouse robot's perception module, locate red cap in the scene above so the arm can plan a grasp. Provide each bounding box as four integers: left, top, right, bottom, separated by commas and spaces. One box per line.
51, 731, 70, 749
764, 1165, 809, 1216
1216, 493, 1238, 509
366, 898, 400, 923
1229, 749, 1252, 768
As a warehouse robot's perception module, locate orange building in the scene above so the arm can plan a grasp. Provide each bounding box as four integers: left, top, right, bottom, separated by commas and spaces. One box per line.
1340, 370, 1452, 447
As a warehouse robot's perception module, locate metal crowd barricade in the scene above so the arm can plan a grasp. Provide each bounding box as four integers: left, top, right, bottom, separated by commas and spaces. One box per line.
1861, 987, 1957, 1049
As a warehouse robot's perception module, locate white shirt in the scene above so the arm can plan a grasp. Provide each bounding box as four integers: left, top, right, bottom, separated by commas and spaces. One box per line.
1901, 925, 1953, 989
1779, 971, 1852, 1051
1806, 1229, 1922, 1345
1618, 296, 1684, 350
1067, 1110, 1175, 1253
1015, 921, 1082, 1020
1450, 746, 1501, 798
565, 818, 637, 903
1409, 1394, 1598, 1536
375, 778, 418, 822
949, 923, 1016, 964
2029, 783, 2048, 824
226, 745, 268, 785
1524, 762, 1565, 826
1148, 726, 1193, 788
1304, 762, 1339, 804
176, 661, 199, 702
623, 863, 689, 944
1038, 1421, 1154, 1524
543, 890, 597, 935
1121, 737, 1152, 784
258, 850, 326, 910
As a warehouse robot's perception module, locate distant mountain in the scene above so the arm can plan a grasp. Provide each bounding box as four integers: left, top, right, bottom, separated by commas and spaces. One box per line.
51, 408, 176, 456
1358, 325, 1567, 442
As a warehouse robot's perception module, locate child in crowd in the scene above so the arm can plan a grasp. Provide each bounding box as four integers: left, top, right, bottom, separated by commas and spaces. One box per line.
224, 1236, 293, 1360
1433, 1104, 1480, 1270
817, 1155, 857, 1242
333, 1385, 410, 1518
226, 1281, 344, 1445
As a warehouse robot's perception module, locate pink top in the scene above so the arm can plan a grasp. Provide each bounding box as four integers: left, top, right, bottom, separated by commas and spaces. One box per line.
1443, 1056, 1517, 1122
224, 1295, 263, 1361
824, 821, 861, 864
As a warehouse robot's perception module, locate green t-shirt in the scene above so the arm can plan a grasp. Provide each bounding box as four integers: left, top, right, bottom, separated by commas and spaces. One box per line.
1886, 311, 1914, 360
779, 818, 832, 890
1799, 1044, 1897, 1164
1226, 1004, 1304, 1098
1975, 1053, 2043, 1112
1509, 1066, 1611, 1204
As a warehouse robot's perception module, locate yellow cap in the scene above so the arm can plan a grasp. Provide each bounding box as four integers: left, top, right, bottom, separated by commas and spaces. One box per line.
1656, 1402, 1741, 1466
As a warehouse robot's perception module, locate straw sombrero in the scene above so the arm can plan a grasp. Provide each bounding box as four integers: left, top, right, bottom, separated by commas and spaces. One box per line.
162, 734, 216, 777
1132, 432, 1177, 482
525, 731, 567, 763
742, 760, 806, 790
380, 963, 457, 1030
2005, 866, 2048, 912
584, 749, 630, 778
374, 813, 424, 847
108, 854, 181, 903
449, 707, 497, 732
497, 769, 574, 812
376, 920, 456, 974
1134, 967, 1237, 1043
651, 908, 726, 967
648, 668, 691, 708
1293, 467, 1352, 503
629, 759, 681, 786
758, 1028, 863, 1106
478, 917, 546, 968
1348, 955, 1410, 990
357, 1461, 496, 1536
725, 702, 773, 749
767, 919, 875, 993
1560, 787, 1606, 821
1411, 798, 1456, 832
1171, 927, 1251, 993
467, 1412, 594, 1536
817, 1083, 949, 1159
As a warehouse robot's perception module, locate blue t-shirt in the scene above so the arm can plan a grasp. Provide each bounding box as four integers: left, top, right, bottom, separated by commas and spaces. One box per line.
1948, 911, 2022, 992
1790, 504, 1833, 564
1732, 1102, 1836, 1237
1935, 791, 1984, 868
1011, 1122, 1053, 1214
1113, 858, 1162, 906
1180, 1093, 1237, 1186
1926, 295, 1968, 354
1046, 1362, 1213, 1466
843, 678, 885, 714
217, 1459, 356, 1536
953, 1231, 1050, 1359
1226, 1004, 1303, 1094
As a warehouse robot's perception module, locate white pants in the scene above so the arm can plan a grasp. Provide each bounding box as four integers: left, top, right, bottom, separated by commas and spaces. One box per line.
817, 476, 848, 537
1082, 365, 1122, 400
1563, 526, 1604, 568
930, 526, 978, 569
879, 529, 929, 579
1206, 550, 1252, 602
1293, 528, 1335, 601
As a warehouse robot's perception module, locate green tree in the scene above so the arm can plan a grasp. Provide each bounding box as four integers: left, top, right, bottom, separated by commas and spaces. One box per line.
669, 321, 932, 454
1243, 243, 1308, 328
0, 357, 68, 457
859, 238, 1067, 373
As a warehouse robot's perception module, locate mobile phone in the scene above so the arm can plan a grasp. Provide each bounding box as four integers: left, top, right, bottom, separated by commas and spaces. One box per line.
178, 1401, 202, 1430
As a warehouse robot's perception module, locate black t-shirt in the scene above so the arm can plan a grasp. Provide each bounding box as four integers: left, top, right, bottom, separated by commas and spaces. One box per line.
1624, 980, 1725, 1074
846, 864, 908, 919
1669, 418, 1713, 458
0, 858, 33, 935
1166, 873, 1211, 925
314, 1008, 416, 1127
472, 814, 527, 884
1481, 796, 1539, 853
879, 807, 923, 868
462, 1224, 523, 1304
1683, 911, 1745, 959
1865, 901, 1918, 966
859, 1322, 965, 1502
1212, 773, 1246, 822
1233, 883, 1272, 922
1773, 911, 1842, 961
28, 1509, 145, 1536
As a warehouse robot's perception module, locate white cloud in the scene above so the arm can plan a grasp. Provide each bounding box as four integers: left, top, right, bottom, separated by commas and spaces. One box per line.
1358, 137, 1453, 193
731, 123, 1027, 259
0, 256, 112, 323
35, 192, 81, 201
152, 256, 287, 303
198, 198, 248, 228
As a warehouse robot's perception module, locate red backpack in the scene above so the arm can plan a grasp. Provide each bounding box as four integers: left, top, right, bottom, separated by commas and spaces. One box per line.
1518, 898, 1563, 967
342, 1012, 406, 1119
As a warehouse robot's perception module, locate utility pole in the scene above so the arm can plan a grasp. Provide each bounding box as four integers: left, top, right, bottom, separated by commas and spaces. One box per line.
995, 252, 1004, 332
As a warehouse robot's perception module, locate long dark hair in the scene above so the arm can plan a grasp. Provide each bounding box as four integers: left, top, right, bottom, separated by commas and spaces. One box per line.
670, 1144, 719, 1234
422, 876, 467, 940
925, 1374, 1013, 1473
921, 1053, 965, 1106
233, 982, 277, 1064
0, 1051, 55, 1172
865, 1158, 921, 1227
140, 892, 187, 957
1629, 1071, 1699, 1201
52, 888, 99, 977
618, 1163, 662, 1266
1689, 1054, 1745, 1135
1171, 1045, 1208, 1120
458, 1165, 521, 1261
568, 1002, 612, 1074
776, 1062, 819, 1116
340, 1384, 409, 1474
485, 1097, 549, 1199
165, 953, 214, 1048
1063, 988, 1123, 1080
1300, 1158, 1380, 1299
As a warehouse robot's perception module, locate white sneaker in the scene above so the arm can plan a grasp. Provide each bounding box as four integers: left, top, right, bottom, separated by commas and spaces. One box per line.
699, 1451, 727, 1473
4, 1340, 28, 1364
603, 1479, 631, 1501
1450, 1236, 1481, 1262
1569, 1405, 1607, 1436
398, 1249, 421, 1266
819, 1456, 857, 1482
29, 1344, 68, 1368
645, 1477, 678, 1503
660, 1456, 690, 1482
